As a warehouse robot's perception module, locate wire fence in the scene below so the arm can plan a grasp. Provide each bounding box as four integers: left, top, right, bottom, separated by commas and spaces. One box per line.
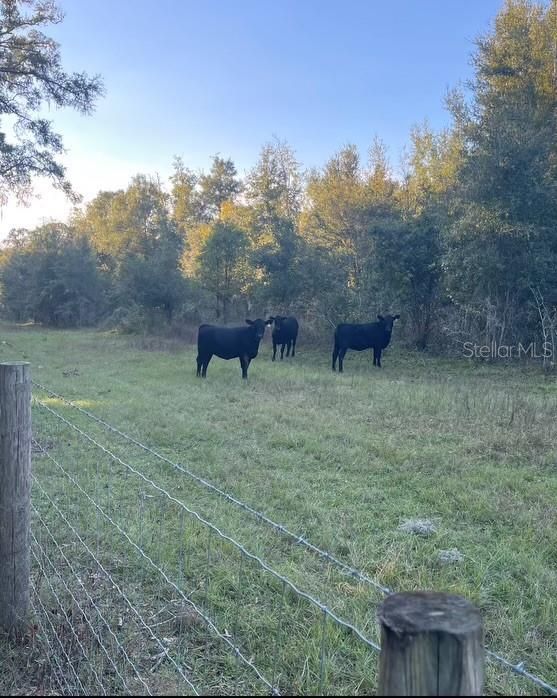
31, 393, 382, 695
28, 381, 557, 696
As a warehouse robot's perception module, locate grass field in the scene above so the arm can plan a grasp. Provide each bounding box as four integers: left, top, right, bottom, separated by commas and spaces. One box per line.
1, 323, 556, 695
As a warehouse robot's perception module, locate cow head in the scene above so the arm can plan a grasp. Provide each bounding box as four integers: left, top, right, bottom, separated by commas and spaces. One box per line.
267, 315, 287, 331
246, 318, 269, 341
377, 314, 400, 334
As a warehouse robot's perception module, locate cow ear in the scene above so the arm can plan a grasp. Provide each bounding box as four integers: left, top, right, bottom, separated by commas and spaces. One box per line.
268, 316, 275, 323
245, 319, 253, 325
394, 314, 400, 320
377, 314, 384, 321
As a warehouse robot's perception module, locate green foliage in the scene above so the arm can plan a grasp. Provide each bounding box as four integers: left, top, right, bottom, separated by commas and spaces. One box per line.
0, 224, 104, 326
443, 0, 557, 346
300, 140, 442, 349
372, 216, 442, 349
0, 0, 104, 202
117, 241, 186, 322
170, 156, 200, 235
198, 155, 243, 221
72, 175, 188, 326
73, 175, 173, 261
197, 220, 249, 321
302, 145, 374, 313
246, 139, 303, 223
457, 0, 556, 225
246, 140, 304, 309
3, 0, 556, 351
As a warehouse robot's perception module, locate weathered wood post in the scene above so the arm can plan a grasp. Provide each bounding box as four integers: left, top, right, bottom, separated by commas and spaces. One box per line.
378, 592, 484, 696
0, 362, 32, 634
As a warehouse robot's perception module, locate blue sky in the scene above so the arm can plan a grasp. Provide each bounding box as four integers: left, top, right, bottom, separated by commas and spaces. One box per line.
1, 0, 504, 233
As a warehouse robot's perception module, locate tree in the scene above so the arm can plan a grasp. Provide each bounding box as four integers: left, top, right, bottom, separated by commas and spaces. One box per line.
246, 139, 303, 225
302, 144, 401, 320
0, 0, 104, 202
453, 0, 557, 225
178, 155, 243, 275
117, 237, 187, 323
197, 155, 242, 221
245, 139, 304, 308
385, 124, 458, 349
400, 122, 461, 216
197, 220, 248, 322
372, 217, 442, 349
0, 223, 104, 325
73, 175, 188, 323
443, 0, 557, 347
367, 137, 397, 206
72, 189, 125, 270
302, 145, 371, 291
170, 156, 200, 235
0, 233, 32, 319
75, 175, 172, 262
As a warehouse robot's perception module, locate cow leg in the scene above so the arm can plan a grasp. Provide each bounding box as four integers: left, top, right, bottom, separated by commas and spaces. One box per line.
196, 354, 203, 377
338, 348, 347, 373
272, 341, 277, 361
240, 355, 249, 379
291, 337, 296, 357
286, 341, 291, 357
280, 343, 285, 360
202, 354, 212, 378
201, 354, 212, 378
375, 347, 382, 368
332, 345, 338, 371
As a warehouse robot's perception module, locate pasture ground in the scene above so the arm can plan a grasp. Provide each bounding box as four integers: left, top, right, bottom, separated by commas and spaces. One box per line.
0, 323, 556, 695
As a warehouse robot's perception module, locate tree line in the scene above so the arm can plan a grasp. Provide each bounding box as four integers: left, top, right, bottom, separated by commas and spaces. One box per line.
1, 0, 556, 357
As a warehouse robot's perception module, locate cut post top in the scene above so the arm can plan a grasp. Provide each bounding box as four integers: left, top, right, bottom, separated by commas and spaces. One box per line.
378, 592, 482, 635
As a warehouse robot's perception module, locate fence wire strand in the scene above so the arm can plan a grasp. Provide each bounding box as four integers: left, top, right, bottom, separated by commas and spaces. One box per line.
32, 381, 391, 595
30, 577, 88, 695
30, 594, 72, 695
30, 536, 108, 695
33, 434, 278, 695
485, 650, 557, 696
31, 500, 149, 695
30, 592, 76, 695
30, 381, 557, 696
32, 466, 200, 696
33, 397, 382, 656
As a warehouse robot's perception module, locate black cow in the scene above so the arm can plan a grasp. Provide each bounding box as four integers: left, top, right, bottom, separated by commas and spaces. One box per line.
332, 314, 400, 373
267, 316, 299, 361
196, 319, 271, 379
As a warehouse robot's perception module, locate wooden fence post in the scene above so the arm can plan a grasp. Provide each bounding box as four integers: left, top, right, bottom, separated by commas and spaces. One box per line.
378, 592, 484, 696
0, 362, 32, 634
